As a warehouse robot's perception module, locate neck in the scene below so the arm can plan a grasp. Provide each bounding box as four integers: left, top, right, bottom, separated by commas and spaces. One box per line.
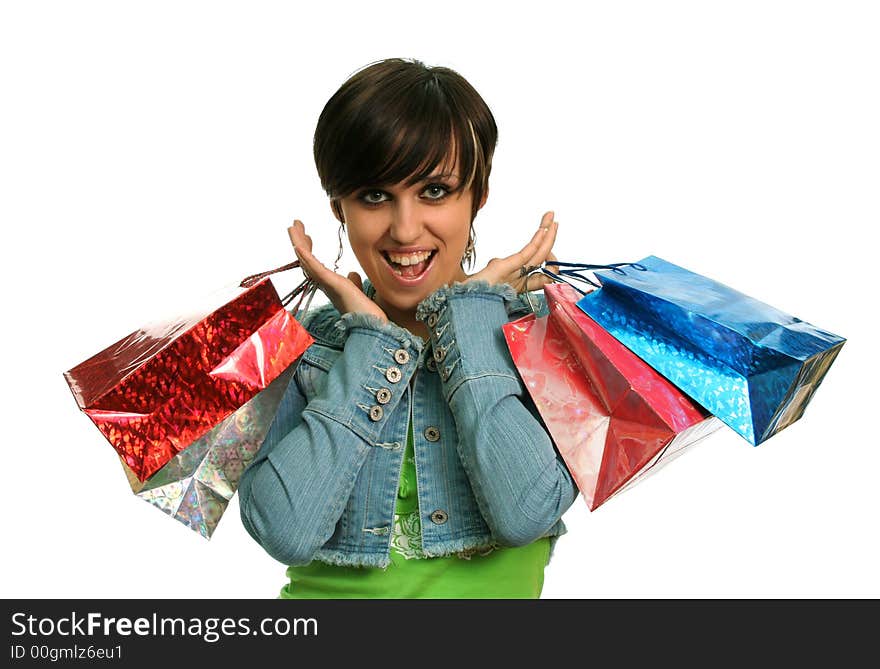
377, 300, 430, 341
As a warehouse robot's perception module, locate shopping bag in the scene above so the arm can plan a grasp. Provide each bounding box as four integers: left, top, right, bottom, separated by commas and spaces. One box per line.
574, 255, 846, 445
64, 273, 314, 483
119, 364, 296, 538
503, 282, 722, 510
64, 267, 315, 538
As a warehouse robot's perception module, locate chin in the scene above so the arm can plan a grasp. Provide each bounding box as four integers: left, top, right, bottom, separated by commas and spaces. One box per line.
380, 285, 436, 311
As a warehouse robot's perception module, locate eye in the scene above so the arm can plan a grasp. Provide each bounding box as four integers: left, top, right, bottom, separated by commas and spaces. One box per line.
421, 183, 450, 200
359, 189, 389, 205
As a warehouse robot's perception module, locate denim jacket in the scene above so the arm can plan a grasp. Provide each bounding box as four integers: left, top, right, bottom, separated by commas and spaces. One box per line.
238, 280, 579, 569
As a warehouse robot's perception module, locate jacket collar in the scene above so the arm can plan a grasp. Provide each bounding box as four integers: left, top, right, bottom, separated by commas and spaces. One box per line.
299, 279, 543, 350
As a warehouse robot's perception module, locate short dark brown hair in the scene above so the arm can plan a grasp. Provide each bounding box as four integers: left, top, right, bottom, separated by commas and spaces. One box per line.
313, 58, 498, 224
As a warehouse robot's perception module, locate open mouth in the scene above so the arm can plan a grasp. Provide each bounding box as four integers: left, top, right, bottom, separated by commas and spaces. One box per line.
381, 250, 438, 280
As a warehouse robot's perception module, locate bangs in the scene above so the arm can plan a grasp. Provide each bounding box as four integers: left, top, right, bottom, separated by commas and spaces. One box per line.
372, 116, 481, 196
314, 62, 490, 201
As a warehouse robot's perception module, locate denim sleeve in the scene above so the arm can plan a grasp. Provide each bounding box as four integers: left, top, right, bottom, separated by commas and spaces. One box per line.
416, 281, 579, 547
237, 312, 421, 566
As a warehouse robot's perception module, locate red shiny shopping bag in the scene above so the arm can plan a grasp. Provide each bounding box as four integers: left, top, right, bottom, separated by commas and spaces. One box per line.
64, 274, 314, 484
503, 282, 722, 510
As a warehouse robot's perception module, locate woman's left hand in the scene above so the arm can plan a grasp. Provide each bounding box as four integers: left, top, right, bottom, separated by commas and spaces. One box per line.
465, 211, 559, 294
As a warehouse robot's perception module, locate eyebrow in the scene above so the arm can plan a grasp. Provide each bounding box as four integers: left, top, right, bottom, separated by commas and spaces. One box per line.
420, 172, 459, 180
360, 173, 462, 192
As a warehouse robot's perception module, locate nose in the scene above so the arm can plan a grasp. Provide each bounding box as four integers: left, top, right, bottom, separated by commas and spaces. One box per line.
389, 198, 423, 245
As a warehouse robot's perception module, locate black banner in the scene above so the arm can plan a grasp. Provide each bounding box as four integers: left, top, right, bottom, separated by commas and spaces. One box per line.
2, 599, 875, 664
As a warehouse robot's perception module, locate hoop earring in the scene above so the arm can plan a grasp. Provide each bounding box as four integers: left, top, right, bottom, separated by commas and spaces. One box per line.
461, 227, 476, 269
333, 221, 345, 273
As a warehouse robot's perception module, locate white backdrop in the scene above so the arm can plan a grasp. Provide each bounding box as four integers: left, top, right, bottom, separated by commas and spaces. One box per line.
2, 1, 877, 599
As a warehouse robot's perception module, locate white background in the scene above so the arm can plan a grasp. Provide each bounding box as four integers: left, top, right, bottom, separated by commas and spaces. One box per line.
2, 1, 877, 599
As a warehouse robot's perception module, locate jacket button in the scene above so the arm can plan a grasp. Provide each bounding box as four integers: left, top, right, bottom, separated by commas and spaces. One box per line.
426, 356, 437, 372
433, 347, 446, 363
376, 388, 392, 404
368, 405, 384, 421
385, 366, 402, 383
430, 509, 448, 525
426, 313, 438, 328
393, 348, 410, 365
424, 426, 440, 442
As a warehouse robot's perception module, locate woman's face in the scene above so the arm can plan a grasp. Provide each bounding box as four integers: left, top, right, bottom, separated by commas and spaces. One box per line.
337, 162, 484, 318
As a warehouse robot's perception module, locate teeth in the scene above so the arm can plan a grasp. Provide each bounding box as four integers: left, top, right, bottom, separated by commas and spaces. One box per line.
386, 250, 433, 265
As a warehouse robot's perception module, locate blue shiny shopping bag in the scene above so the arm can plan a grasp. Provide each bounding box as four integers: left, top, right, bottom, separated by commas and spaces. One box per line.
572, 256, 846, 445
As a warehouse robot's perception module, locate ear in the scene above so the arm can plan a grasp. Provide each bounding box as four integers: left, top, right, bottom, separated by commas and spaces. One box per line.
478, 185, 489, 210
329, 199, 345, 224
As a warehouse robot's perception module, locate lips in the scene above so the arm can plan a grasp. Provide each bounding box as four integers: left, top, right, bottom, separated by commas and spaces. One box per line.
380, 249, 437, 283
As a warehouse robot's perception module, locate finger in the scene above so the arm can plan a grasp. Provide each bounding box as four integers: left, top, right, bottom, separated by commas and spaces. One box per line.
347, 271, 363, 292
287, 220, 303, 249
293, 239, 334, 286
530, 273, 556, 289
517, 268, 553, 292
514, 211, 556, 267
297, 243, 363, 304
514, 239, 559, 294
499, 211, 557, 275
521, 217, 559, 270
523, 211, 555, 256
541, 252, 559, 273
287, 220, 314, 254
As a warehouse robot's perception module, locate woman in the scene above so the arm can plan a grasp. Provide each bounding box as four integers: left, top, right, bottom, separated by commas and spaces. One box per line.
238, 58, 579, 598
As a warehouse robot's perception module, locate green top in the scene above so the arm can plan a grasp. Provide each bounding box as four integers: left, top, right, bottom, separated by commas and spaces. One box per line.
280, 418, 551, 599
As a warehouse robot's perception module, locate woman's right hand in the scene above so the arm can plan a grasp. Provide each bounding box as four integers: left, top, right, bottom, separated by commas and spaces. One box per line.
288, 219, 388, 321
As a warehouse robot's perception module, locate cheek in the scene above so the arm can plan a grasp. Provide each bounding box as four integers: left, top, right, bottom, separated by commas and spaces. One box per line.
450, 218, 472, 253
440, 201, 473, 249
346, 227, 380, 262
339, 202, 383, 258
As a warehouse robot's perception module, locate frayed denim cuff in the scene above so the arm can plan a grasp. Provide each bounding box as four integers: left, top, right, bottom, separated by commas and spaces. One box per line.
335, 311, 425, 349
415, 280, 518, 321
416, 281, 523, 400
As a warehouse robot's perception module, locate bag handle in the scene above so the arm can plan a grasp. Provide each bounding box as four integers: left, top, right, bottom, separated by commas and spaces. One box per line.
521, 261, 646, 313
239, 261, 318, 317
542, 261, 647, 293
